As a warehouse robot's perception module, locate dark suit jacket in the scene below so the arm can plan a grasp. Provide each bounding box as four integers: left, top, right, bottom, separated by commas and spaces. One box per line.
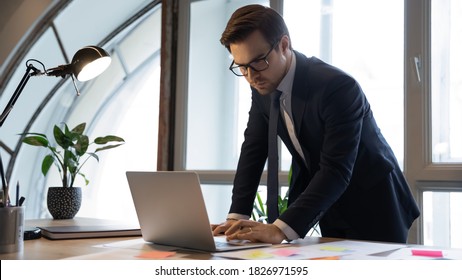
230, 51, 420, 243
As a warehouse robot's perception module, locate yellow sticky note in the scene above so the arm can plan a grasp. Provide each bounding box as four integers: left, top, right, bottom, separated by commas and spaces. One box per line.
320, 246, 348, 252
245, 250, 274, 259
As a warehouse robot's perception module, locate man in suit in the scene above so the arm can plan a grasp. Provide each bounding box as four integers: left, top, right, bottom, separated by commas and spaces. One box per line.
212, 4, 420, 244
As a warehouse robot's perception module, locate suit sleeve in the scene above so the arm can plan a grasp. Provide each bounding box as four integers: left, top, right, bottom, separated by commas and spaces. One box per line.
229, 91, 269, 216
279, 75, 367, 237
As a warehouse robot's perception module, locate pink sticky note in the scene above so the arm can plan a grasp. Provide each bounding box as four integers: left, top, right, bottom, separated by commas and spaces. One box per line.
411, 249, 443, 258
272, 248, 300, 257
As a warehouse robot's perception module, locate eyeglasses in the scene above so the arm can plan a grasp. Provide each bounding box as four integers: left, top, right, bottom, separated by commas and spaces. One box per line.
229, 40, 280, 77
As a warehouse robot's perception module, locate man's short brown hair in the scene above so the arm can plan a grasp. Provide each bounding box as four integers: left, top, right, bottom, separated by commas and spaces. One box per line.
220, 4, 291, 52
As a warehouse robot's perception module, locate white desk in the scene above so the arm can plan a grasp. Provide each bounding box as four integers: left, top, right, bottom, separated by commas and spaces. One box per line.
1, 219, 462, 260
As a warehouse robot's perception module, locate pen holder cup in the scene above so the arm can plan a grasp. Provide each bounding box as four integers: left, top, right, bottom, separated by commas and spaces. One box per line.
0, 206, 25, 254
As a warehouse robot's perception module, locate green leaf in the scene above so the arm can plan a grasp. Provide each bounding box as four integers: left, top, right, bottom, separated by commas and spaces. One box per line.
20, 132, 48, 139
63, 123, 71, 135
53, 125, 68, 148
94, 135, 125, 144
74, 135, 89, 156
87, 152, 100, 161
22, 121, 124, 188
253, 203, 265, 217
256, 192, 266, 216
22, 135, 49, 147
41, 154, 54, 176
78, 172, 90, 186
251, 211, 256, 221
49, 146, 59, 155
278, 193, 288, 214
71, 123, 86, 135
288, 165, 293, 186
64, 150, 78, 171
94, 143, 124, 153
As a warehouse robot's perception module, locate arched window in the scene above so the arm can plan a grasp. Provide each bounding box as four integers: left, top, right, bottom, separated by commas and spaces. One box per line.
0, 0, 161, 223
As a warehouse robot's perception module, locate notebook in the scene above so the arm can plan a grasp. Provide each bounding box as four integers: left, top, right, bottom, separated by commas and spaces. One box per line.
29, 217, 141, 240
126, 171, 271, 252
38, 224, 141, 240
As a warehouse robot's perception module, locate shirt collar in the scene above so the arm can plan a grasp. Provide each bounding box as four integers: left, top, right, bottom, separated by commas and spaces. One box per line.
277, 50, 296, 98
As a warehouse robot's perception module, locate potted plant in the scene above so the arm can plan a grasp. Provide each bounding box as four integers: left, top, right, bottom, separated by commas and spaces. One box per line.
21, 122, 125, 219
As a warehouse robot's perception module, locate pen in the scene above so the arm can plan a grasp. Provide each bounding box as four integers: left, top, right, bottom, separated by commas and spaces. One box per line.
18, 196, 25, 206
0, 154, 8, 207
16, 182, 20, 206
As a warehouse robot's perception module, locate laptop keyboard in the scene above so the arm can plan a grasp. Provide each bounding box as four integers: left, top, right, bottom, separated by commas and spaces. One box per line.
216, 239, 252, 247
215, 241, 230, 248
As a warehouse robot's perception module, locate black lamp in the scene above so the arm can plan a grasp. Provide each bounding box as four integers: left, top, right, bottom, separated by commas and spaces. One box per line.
46, 46, 111, 81
0, 45, 111, 126
0, 45, 111, 206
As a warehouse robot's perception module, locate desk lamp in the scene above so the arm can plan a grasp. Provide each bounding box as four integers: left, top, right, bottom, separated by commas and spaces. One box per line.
0, 45, 111, 206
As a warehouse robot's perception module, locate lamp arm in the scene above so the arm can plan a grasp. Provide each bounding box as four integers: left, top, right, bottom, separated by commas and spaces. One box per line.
0, 63, 41, 205
0, 64, 42, 127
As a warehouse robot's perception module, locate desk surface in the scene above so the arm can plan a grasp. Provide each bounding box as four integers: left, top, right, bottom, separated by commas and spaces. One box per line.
2, 219, 462, 260
0, 218, 331, 260
1, 234, 342, 260
4, 234, 462, 260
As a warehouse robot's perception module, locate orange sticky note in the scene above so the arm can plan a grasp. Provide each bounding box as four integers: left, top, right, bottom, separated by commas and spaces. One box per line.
136, 250, 176, 259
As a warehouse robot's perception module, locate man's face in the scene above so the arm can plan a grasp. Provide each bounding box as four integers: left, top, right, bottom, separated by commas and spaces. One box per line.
229, 31, 291, 96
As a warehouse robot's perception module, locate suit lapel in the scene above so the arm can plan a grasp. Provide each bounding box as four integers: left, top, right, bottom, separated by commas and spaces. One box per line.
291, 52, 311, 137
290, 52, 313, 170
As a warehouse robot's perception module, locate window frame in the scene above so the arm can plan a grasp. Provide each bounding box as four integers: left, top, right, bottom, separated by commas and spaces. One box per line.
405, 0, 462, 244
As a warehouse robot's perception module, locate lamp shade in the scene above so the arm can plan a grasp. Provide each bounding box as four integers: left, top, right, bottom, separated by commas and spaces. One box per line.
0, 46, 111, 126
71, 46, 111, 81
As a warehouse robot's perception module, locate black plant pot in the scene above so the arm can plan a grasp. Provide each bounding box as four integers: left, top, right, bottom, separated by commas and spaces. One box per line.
47, 187, 82, 219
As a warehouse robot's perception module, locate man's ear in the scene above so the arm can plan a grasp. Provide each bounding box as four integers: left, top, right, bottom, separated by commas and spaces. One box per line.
280, 35, 291, 52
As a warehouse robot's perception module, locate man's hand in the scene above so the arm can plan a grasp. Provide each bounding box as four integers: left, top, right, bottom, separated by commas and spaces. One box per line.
211, 219, 238, 235
212, 219, 286, 244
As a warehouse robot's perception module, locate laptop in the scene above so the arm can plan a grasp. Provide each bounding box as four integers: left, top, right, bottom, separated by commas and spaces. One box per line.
126, 171, 271, 252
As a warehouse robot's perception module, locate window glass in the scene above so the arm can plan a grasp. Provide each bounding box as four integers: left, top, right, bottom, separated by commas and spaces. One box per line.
187, 0, 404, 172
431, 0, 462, 163
186, 0, 268, 170
118, 9, 162, 73
75, 57, 160, 222
0, 28, 63, 148
54, 0, 153, 58
3, 2, 162, 220
71, 8, 162, 223
423, 190, 462, 247
1, 28, 71, 218
201, 184, 233, 224
283, 0, 404, 169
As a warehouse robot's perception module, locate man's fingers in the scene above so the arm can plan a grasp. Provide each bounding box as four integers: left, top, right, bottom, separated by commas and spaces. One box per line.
212, 220, 238, 235
226, 228, 257, 242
